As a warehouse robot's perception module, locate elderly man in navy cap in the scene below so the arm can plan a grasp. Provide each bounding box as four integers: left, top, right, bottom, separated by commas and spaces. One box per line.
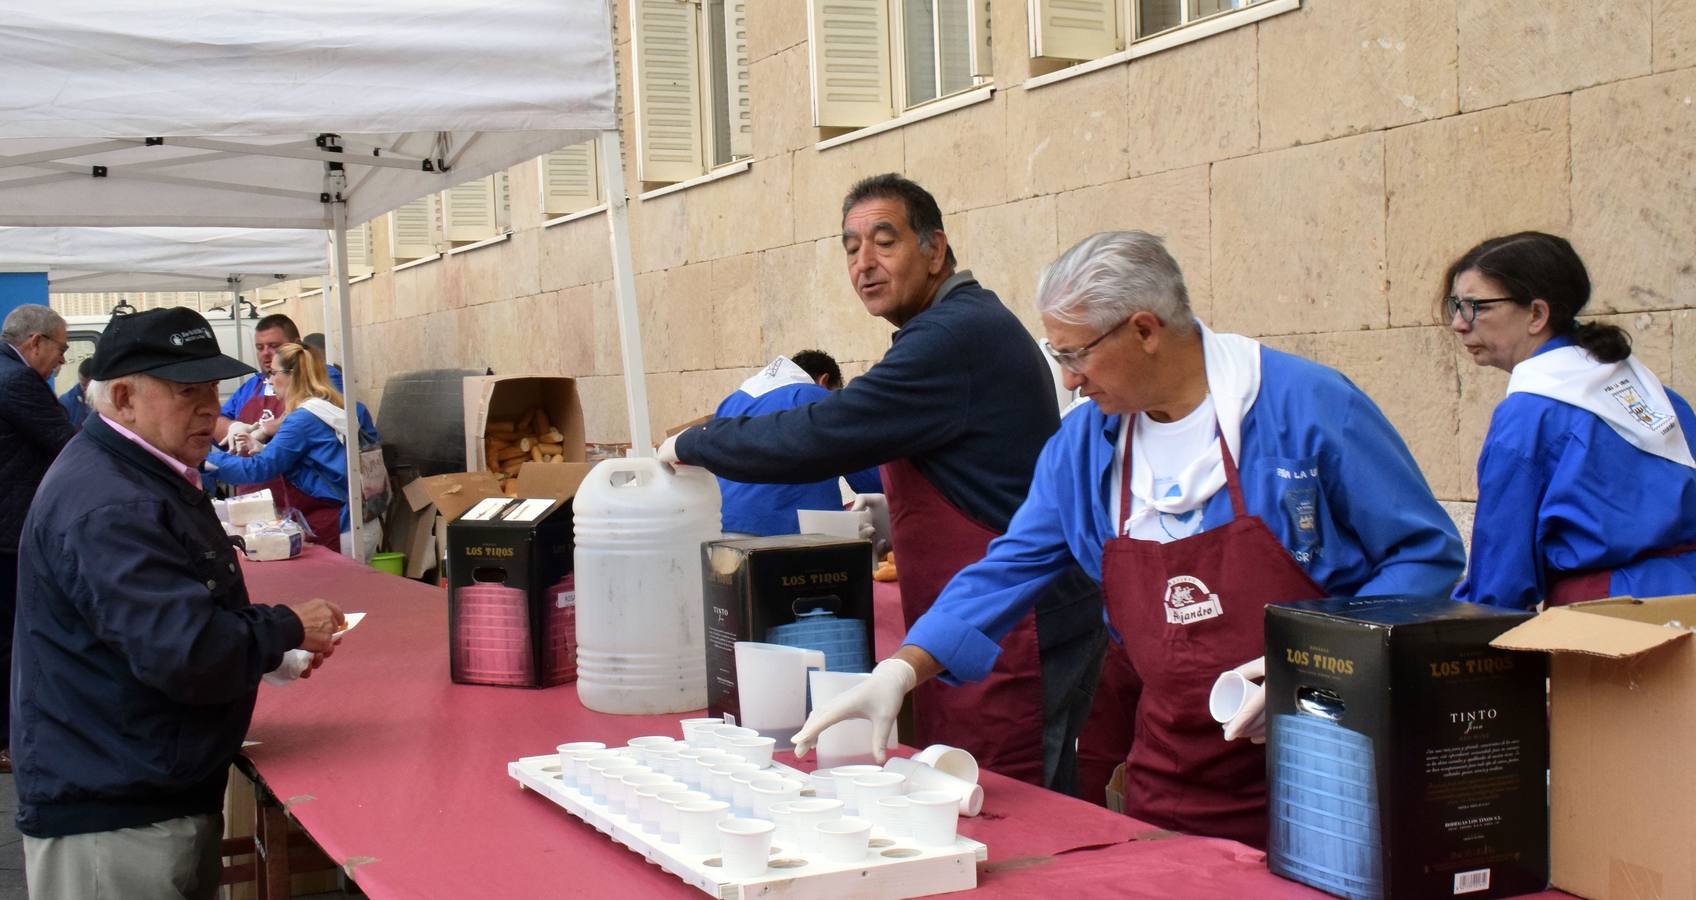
12, 307, 344, 900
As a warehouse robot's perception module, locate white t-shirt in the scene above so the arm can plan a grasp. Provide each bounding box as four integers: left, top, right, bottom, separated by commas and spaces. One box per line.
1109, 395, 1218, 543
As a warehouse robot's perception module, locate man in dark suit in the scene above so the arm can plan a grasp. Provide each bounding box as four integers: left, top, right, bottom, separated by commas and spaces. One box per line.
0, 304, 74, 773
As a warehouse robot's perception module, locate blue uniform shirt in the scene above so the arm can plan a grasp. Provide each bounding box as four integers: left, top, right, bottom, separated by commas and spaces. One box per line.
205, 412, 351, 531
1455, 337, 1696, 609
905, 345, 1466, 683
715, 382, 882, 535
57, 383, 91, 430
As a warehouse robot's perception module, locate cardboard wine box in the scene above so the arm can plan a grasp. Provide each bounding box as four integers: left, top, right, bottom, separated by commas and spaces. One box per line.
445, 495, 578, 688
1264, 597, 1548, 900
701, 535, 875, 729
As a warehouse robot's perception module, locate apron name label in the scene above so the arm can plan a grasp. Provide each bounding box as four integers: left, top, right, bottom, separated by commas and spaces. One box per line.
1163, 575, 1223, 625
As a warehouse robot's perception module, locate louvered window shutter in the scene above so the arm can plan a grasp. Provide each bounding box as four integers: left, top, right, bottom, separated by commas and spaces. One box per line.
542, 143, 602, 217
442, 177, 499, 243
390, 197, 437, 261
724, 0, 752, 158
808, 0, 895, 128
344, 223, 373, 275
1030, 0, 1119, 61
633, 0, 707, 183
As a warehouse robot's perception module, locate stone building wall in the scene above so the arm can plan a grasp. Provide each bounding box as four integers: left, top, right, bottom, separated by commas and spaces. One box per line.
279, 0, 1696, 504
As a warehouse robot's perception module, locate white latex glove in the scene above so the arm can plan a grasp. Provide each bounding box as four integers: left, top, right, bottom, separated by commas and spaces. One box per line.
850, 493, 892, 558
791, 657, 916, 763
1221, 656, 1267, 744
221, 421, 253, 451
657, 432, 683, 467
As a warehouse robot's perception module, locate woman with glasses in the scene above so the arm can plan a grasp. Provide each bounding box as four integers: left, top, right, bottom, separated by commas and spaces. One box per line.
204, 343, 360, 553
1445, 232, 1696, 609
793, 231, 1464, 846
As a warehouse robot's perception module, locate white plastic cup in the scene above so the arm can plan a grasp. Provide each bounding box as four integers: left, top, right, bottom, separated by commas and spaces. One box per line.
874, 795, 912, 837
589, 759, 640, 806
677, 799, 731, 853
628, 735, 677, 750
749, 776, 804, 820
907, 791, 960, 846
734, 642, 826, 748
621, 772, 672, 822
769, 800, 804, 849
850, 771, 906, 818
635, 779, 685, 834
730, 770, 768, 817
786, 798, 844, 851
571, 748, 618, 791
1209, 669, 1263, 726
681, 717, 725, 747
721, 735, 777, 769
659, 789, 712, 843
882, 756, 984, 817
710, 724, 760, 745
647, 747, 681, 776
911, 744, 980, 784
815, 816, 873, 863
603, 763, 649, 814
716, 817, 775, 879
556, 741, 606, 782
828, 765, 883, 813
807, 769, 837, 798
710, 761, 761, 803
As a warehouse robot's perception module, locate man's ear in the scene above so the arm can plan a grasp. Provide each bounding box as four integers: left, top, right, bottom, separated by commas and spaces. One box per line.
926, 230, 950, 275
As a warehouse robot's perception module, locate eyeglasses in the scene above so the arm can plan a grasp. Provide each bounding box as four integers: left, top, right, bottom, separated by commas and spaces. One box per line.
1044, 317, 1131, 374
32, 334, 69, 355
1443, 295, 1517, 324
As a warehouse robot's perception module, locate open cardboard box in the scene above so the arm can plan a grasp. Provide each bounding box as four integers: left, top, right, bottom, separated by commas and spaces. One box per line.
463, 374, 586, 473
1490, 595, 1696, 900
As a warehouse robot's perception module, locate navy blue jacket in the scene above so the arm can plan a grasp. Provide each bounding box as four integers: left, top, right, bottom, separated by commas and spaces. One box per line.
0, 345, 74, 552
13, 415, 304, 838
677, 274, 1104, 646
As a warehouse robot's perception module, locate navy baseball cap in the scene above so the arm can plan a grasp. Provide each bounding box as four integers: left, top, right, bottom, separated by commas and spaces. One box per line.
88, 307, 255, 383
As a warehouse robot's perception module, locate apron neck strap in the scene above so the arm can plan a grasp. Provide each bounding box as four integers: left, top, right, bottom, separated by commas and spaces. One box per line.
1117, 421, 1248, 534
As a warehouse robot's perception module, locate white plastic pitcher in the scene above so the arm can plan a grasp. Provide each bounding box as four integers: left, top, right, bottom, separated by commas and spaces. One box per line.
574, 457, 721, 714
734, 642, 825, 747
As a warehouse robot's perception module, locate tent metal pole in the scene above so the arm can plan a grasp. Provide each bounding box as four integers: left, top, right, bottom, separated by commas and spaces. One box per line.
597, 128, 652, 456
329, 193, 365, 559
228, 275, 243, 369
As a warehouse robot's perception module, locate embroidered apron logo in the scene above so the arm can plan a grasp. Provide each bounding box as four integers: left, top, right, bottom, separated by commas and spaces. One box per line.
1164, 574, 1223, 625
1604, 377, 1677, 435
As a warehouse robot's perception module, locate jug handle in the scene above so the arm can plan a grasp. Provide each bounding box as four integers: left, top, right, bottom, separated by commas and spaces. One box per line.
595, 456, 660, 488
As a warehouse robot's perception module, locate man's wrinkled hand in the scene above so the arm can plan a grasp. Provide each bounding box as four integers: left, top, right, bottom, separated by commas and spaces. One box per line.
290, 599, 346, 653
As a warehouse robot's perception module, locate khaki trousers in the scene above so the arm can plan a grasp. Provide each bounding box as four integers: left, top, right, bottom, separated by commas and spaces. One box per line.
24, 812, 223, 900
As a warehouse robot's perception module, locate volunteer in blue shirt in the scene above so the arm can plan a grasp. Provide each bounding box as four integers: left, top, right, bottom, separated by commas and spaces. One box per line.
1445, 232, 1696, 609
662, 174, 1106, 794
714, 350, 882, 536
206, 343, 359, 553
793, 231, 1465, 847
56, 358, 93, 431
214, 313, 374, 463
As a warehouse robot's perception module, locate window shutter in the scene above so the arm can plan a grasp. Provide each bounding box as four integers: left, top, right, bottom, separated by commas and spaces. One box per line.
808, 0, 895, 128
632, 0, 707, 183
542, 143, 602, 217
390, 197, 437, 261
442, 177, 499, 243
724, 0, 752, 158
1029, 0, 1119, 61
967, 0, 993, 78
344, 222, 373, 275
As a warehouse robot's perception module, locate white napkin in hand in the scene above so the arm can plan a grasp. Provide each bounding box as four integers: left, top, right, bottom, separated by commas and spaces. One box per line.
263, 649, 314, 686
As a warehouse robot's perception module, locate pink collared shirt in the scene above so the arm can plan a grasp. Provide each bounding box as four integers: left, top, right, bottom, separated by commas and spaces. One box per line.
99, 414, 203, 488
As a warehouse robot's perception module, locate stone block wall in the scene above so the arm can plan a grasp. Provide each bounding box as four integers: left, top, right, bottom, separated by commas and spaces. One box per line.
280, 0, 1696, 502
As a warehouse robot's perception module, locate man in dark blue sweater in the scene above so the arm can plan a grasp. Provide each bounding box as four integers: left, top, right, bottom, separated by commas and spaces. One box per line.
14, 307, 344, 900
662, 174, 1105, 793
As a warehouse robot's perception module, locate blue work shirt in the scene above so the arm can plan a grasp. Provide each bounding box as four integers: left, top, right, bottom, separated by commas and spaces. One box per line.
905, 345, 1466, 683
715, 383, 883, 535
56, 383, 91, 431
1455, 337, 1696, 609
205, 411, 351, 531
222, 365, 378, 438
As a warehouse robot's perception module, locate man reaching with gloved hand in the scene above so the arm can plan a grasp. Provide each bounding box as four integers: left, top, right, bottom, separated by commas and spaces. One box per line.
792, 233, 1464, 848
662, 174, 1105, 793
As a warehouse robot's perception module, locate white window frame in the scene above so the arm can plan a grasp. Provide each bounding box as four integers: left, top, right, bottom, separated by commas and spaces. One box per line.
1026, 0, 1298, 90
629, 0, 753, 189
807, 0, 993, 135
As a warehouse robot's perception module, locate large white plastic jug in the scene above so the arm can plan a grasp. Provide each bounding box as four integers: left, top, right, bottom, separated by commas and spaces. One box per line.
573, 457, 721, 714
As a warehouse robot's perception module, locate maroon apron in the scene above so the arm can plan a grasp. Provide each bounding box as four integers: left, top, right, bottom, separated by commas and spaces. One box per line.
1075, 644, 1141, 806
881, 457, 1048, 786
235, 383, 342, 553
1545, 541, 1696, 606
1101, 432, 1325, 847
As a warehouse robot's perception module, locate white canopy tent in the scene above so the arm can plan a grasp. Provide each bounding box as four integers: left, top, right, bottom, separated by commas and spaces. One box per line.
0, 1, 655, 558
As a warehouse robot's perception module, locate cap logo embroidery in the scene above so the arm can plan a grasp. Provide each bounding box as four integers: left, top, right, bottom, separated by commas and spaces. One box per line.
168, 326, 214, 347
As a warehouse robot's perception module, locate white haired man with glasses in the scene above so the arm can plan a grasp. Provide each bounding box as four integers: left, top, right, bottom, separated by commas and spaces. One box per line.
793, 231, 1464, 845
